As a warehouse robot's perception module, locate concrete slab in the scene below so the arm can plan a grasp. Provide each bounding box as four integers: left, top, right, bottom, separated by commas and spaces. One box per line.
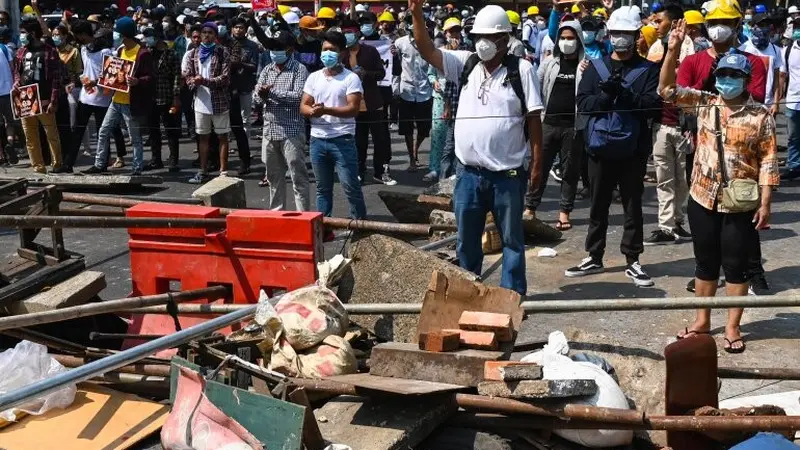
191, 176, 247, 208
5, 270, 105, 314
477, 379, 598, 399
314, 394, 456, 450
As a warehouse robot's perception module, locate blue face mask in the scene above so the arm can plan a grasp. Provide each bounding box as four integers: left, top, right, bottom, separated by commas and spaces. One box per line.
52, 36, 63, 46
345, 32, 357, 48
715, 76, 746, 99
267, 17, 274, 26
19, 33, 29, 46
751, 27, 769, 49
217, 25, 227, 37
291, 27, 301, 38
113, 31, 122, 47
144, 36, 156, 47
793, 29, 800, 41
200, 41, 216, 49
270, 50, 288, 64
360, 24, 373, 36
320, 49, 339, 68
583, 31, 596, 44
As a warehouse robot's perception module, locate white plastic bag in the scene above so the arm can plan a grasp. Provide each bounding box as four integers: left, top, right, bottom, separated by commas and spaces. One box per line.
0, 341, 76, 422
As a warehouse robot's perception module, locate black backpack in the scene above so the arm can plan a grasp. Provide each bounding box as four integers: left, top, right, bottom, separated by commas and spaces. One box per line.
457, 53, 529, 140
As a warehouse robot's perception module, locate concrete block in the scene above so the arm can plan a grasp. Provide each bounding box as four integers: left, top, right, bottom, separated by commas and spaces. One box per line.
5, 271, 106, 315
418, 330, 460, 352
484, 361, 542, 381
337, 234, 477, 343
443, 328, 498, 350
459, 311, 513, 342
429, 209, 457, 243
477, 379, 598, 399
191, 176, 247, 208
370, 342, 503, 387
314, 394, 456, 450
423, 177, 456, 197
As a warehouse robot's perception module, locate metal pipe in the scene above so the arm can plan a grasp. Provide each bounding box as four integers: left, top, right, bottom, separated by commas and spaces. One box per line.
124, 294, 800, 315
418, 234, 458, 251
53, 354, 172, 377
0, 301, 260, 413
455, 394, 560, 417
562, 404, 645, 424
0, 215, 227, 229
717, 367, 800, 380
89, 332, 165, 341
0, 286, 229, 332
57, 208, 125, 217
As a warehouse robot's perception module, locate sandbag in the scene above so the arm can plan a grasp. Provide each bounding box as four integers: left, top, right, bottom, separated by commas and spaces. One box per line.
270, 334, 357, 379
274, 285, 348, 350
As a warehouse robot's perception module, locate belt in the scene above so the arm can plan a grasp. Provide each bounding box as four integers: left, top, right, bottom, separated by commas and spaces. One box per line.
464, 165, 524, 178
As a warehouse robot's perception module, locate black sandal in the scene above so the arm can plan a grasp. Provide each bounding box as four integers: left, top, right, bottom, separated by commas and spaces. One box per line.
258, 177, 270, 187
723, 337, 746, 354
676, 327, 711, 340
555, 220, 572, 231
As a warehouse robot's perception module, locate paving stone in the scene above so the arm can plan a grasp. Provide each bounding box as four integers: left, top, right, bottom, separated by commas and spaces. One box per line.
191, 176, 247, 208
477, 379, 598, 399
5, 271, 106, 315
484, 361, 543, 381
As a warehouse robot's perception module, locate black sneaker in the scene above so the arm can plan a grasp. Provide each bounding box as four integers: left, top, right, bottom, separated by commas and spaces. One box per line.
780, 169, 800, 181
565, 256, 604, 277
625, 261, 655, 287
673, 224, 692, 240
143, 161, 164, 171
686, 278, 696, 293
748, 274, 770, 296
81, 165, 104, 175
550, 167, 563, 183
50, 166, 73, 174
644, 229, 677, 246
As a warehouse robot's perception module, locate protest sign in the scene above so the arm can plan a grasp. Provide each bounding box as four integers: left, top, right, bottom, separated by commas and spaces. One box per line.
361, 39, 393, 87
11, 84, 42, 119
98, 55, 136, 93
252, 0, 275, 11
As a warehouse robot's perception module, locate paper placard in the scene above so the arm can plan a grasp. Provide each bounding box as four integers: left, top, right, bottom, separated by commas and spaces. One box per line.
361, 38, 393, 87
252, 0, 275, 12
98, 55, 136, 93
11, 83, 42, 119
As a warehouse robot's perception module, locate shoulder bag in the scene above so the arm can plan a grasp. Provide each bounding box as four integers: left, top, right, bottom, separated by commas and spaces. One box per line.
715, 106, 760, 212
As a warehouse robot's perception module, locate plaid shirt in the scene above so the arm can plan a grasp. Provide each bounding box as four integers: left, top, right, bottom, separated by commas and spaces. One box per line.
185, 45, 231, 114
153, 48, 181, 106
661, 84, 779, 213
14, 43, 64, 106
253, 58, 308, 141
442, 42, 470, 115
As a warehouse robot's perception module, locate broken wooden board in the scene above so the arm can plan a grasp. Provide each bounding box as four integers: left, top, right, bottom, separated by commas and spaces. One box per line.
0, 174, 162, 188
0, 383, 167, 450
170, 357, 304, 450
4, 271, 105, 315
477, 379, 598, 399
370, 342, 504, 387
328, 373, 469, 395
0, 257, 85, 306
314, 394, 456, 450
416, 270, 524, 349
337, 234, 477, 343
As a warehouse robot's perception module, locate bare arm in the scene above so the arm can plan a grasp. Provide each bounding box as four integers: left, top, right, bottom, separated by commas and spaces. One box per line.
658, 20, 683, 97
409, 0, 443, 72
527, 114, 544, 194
323, 92, 361, 118
300, 92, 317, 117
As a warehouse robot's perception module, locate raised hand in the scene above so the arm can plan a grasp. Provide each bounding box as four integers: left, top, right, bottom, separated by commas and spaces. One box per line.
408, 0, 424, 13
668, 19, 686, 51
602, 0, 614, 11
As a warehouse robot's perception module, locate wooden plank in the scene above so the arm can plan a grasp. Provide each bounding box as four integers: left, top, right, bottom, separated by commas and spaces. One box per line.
4, 271, 106, 315
0, 179, 27, 196
328, 373, 469, 394
0, 257, 85, 306
16, 248, 61, 266
0, 383, 168, 450
0, 189, 46, 215
369, 342, 503, 387
287, 388, 325, 450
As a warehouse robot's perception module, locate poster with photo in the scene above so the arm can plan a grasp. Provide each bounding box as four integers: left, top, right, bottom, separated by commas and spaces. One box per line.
11, 83, 42, 119
98, 55, 136, 93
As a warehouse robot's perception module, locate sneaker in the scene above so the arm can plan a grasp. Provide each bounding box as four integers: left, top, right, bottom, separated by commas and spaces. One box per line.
143, 161, 163, 171
422, 170, 438, 182
188, 172, 209, 184
375, 170, 398, 186
218, 171, 229, 178
358, 171, 365, 185
82, 150, 92, 157
780, 168, 800, 180
625, 261, 655, 287
644, 229, 678, 246
673, 224, 692, 240
50, 166, 73, 174
550, 167, 563, 183
389, 123, 398, 131
32, 166, 47, 174
6, 150, 18, 165
686, 278, 696, 293
81, 165, 104, 175
112, 158, 125, 169
565, 256, 604, 277
748, 274, 770, 296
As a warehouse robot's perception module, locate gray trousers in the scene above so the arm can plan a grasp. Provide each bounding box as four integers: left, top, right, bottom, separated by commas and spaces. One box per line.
263, 135, 311, 212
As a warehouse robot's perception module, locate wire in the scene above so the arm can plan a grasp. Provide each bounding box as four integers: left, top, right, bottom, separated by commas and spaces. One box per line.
720, 379, 784, 401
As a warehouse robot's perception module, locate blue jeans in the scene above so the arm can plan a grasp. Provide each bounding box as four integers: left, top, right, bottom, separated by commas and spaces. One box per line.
787, 108, 800, 171
310, 134, 367, 219
94, 102, 144, 172
454, 165, 527, 295
440, 120, 457, 178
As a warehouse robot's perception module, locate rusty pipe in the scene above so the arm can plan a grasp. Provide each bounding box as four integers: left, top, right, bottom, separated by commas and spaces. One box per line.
60, 193, 209, 212
0, 215, 227, 229
562, 404, 646, 424
53, 354, 172, 377
454, 394, 561, 417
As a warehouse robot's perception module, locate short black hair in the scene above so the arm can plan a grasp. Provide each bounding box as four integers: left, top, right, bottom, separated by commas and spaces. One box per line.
230, 16, 248, 28
323, 30, 346, 51
72, 19, 93, 37
340, 17, 359, 30
21, 17, 43, 38
663, 4, 684, 22
189, 24, 202, 34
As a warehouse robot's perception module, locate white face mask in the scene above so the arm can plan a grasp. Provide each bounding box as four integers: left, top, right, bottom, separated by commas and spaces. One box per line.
559, 38, 578, 55
475, 37, 498, 61
707, 24, 734, 43
610, 34, 635, 52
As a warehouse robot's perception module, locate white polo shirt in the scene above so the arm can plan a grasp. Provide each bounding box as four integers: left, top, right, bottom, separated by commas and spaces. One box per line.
739, 40, 783, 106
440, 50, 544, 171
781, 41, 800, 111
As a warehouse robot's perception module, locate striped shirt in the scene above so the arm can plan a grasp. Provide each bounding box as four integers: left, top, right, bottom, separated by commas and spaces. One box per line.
253, 58, 308, 141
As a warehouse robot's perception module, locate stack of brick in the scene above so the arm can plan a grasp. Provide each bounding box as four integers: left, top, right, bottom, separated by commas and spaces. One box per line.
417, 311, 514, 353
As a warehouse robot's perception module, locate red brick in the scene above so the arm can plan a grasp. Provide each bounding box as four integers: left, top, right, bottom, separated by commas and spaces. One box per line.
442, 328, 498, 350
458, 311, 513, 342
484, 361, 542, 381
418, 330, 460, 352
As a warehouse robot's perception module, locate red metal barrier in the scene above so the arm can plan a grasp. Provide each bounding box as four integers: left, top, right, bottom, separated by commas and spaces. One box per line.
124, 203, 322, 348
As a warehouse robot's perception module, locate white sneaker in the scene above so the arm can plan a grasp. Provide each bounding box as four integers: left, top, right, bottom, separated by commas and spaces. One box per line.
374, 165, 398, 186
422, 170, 438, 182
625, 261, 655, 287
218, 171, 228, 178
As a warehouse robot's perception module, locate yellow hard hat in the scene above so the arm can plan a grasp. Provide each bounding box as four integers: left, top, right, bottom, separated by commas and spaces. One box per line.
443, 17, 462, 31
378, 11, 395, 22
527, 5, 540, 16
317, 6, 336, 19
277, 5, 291, 15
506, 10, 521, 26
683, 10, 705, 24
571, 4, 581, 14
593, 7, 608, 19
22, 5, 35, 15
704, 0, 742, 20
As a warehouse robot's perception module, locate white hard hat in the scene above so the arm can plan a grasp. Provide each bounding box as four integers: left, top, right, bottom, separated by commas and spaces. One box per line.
177, 14, 186, 24
790, 5, 800, 14
291, 6, 301, 13
283, 12, 300, 24
461, 9, 469, 18
607, 6, 642, 31
355, 4, 366, 12
471, 5, 512, 34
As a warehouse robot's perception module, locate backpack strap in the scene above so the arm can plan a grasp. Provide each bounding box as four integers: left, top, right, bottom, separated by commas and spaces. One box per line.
621, 63, 649, 88
458, 53, 481, 91
590, 57, 611, 81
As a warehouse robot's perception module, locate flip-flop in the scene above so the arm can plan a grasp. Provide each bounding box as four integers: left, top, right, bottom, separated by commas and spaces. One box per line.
555, 220, 573, 231
723, 337, 746, 354
676, 327, 711, 340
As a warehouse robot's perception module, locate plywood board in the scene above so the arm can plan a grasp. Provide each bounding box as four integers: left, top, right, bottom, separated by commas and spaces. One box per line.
0, 383, 168, 450
328, 373, 468, 395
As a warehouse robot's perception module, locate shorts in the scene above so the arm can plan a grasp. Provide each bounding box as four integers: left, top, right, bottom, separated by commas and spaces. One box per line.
195, 111, 230, 135
688, 197, 758, 284
397, 98, 432, 137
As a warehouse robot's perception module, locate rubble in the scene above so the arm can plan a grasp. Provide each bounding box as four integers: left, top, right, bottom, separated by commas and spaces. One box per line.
477, 379, 598, 399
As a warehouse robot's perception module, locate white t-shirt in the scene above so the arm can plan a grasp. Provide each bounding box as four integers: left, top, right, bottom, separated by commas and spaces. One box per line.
79, 47, 114, 107
194, 56, 213, 115
781, 42, 800, 111
302, 68, 363, 139
440, 50, 544, 171
739, 40, 783, 106
181, 50, 192, 75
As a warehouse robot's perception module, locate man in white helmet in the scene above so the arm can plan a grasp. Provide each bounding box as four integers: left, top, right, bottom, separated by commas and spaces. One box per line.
568, 6, 661, 287
410, 0, 544, 295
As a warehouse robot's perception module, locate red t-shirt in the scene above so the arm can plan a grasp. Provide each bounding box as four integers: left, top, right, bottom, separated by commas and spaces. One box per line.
676, 49, 767, 103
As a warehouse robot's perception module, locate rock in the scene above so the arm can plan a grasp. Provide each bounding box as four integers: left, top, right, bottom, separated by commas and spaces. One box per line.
429, 209, 457, 243
522, 215, 563, 242
423, 177, 456, 197
191, 176, 246, 208
5, 271, 106, 315
337, 234, 477, 343
477, 379, 598, 399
